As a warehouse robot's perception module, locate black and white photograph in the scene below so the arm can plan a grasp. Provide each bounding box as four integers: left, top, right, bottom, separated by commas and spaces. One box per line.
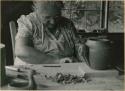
0, 0, 124, 90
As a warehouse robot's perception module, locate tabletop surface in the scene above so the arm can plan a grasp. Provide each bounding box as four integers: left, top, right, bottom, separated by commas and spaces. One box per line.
1, 63, 124, 90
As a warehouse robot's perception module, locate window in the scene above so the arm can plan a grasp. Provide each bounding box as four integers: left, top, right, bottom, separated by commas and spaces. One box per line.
108, 1, 124, 32
62, 1, 124, 33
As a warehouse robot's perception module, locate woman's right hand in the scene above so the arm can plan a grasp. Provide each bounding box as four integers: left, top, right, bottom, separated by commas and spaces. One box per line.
59, 57, 73, 63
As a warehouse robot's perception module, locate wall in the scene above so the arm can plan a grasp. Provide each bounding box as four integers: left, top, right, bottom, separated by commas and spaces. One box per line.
63, 1, 124, 32
1, 1, 33, 65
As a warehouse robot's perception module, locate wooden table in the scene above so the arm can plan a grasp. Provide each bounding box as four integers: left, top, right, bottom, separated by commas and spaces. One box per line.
1, 63, 124, 90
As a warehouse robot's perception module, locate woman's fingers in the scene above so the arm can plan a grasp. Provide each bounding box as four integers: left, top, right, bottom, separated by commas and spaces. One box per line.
60, 57, 73, 63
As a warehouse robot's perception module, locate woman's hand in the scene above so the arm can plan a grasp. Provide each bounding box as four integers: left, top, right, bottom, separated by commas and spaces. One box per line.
60, 57, 73, 63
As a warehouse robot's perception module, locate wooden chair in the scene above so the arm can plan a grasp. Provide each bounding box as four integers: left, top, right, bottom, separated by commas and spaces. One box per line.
9, 21, 17, 63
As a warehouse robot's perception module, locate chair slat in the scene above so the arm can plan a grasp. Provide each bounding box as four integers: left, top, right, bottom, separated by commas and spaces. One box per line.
9, 21, 17, 62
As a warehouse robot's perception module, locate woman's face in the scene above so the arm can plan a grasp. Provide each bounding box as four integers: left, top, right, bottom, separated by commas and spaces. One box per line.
42, 16, 58, 29
37, 10, 61, 30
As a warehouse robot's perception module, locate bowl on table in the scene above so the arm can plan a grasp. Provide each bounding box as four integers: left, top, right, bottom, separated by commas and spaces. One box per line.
8, 78, 30, 90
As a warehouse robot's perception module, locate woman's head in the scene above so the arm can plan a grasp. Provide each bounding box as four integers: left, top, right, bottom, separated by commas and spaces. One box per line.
32, 1, 64, 29
32, 1, 64, 16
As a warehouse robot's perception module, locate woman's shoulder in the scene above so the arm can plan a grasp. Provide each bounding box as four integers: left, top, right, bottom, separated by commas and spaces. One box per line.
17, 12, 38, 30
17, 12, 37, 22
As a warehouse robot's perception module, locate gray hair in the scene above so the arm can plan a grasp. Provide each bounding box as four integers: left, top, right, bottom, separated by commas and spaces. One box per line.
32, 1, 64, 15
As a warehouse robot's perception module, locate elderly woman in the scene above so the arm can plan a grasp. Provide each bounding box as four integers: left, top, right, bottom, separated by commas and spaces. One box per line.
15, 1, 85, 65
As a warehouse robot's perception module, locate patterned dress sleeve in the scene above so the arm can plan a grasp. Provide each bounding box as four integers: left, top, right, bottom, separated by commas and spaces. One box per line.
69, 21, 79, 43
69, 21, 86, 62
15, 15, 33, 40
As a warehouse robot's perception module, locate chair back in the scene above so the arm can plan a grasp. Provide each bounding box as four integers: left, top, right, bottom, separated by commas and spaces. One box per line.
9, 21, 17, 62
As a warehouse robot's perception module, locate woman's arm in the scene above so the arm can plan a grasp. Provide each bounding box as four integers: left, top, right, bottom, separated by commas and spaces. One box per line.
15, 38, 58, 64
69, 21, 87, 62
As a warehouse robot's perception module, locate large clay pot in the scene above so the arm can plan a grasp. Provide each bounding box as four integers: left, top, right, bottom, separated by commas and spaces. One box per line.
85, 38, 112, 70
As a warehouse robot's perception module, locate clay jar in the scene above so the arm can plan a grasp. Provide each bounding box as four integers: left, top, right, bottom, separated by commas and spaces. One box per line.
85, 38, 112, 70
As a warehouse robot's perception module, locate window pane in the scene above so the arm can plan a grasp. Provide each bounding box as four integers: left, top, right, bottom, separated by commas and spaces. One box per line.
84, 11, 101, 32
62, 1, 101, 32
108, 1, 124, 32
84, 1, 101, 10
